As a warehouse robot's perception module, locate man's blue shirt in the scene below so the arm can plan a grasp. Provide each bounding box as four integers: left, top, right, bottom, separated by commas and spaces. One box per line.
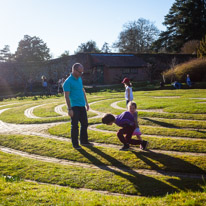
63, 74, 85, 107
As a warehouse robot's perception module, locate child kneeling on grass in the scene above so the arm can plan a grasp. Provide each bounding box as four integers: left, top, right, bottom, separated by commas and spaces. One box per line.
102, 111, 149, 151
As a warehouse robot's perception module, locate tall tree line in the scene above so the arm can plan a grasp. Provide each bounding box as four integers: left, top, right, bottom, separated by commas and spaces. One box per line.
152, 0, 206, 52
1, 0, 205, 62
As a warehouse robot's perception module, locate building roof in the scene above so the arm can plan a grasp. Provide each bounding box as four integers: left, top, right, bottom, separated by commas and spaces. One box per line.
90, 53, 147, 68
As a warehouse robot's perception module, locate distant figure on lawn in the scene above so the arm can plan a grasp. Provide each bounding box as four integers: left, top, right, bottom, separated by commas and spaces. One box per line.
160, 81, 164, 88
122, 77, 133, 106
48, 78, 55, 94
102, 112, 149, 151
41, 75, 48, 93
172, 81, 182, 89
186, 74, 192, 87
63, 63, 92, 150
57, 78, 65, 93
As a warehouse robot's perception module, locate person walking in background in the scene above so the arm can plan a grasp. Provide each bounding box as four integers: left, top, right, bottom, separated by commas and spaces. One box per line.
102, 112, 148, 151
63, 63, 92, 149
48, 78, 54, 94
186, 74, 192, 87
122, 77, 133, 106
41, 75, 48, 94
58, 77, 65, 93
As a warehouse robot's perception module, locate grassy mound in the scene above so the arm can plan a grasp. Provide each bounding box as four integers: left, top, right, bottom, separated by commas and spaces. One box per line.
163, 58, 206, 83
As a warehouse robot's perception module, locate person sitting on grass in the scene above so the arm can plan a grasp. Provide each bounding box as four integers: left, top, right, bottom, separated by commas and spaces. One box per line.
127, 101, 143, 149
172, 81, 182, 89
102, 112, 149, 151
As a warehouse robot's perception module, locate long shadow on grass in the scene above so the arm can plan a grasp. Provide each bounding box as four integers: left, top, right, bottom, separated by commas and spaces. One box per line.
197, 130, 206, 135
132, 150, 205, 192
78, 147, 176, 196
142, 117, 181, 128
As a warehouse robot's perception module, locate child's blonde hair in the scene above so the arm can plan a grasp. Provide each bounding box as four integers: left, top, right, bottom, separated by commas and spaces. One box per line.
128, 101, 137, 109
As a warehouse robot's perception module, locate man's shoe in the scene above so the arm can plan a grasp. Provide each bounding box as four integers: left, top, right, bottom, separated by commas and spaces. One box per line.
141, 141, 149, 150
81, 142, 94, 146
120, 144, 130, 151
73, 145, 82, 150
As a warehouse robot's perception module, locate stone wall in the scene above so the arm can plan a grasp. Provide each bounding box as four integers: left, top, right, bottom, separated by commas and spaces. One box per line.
103, 67, 149, 84
0, 54, 90, 90
0, 53, 196, 91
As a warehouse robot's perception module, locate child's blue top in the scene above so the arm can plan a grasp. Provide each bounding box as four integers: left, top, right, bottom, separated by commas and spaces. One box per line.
63, 74, 85, 107
115, 111, 135, 127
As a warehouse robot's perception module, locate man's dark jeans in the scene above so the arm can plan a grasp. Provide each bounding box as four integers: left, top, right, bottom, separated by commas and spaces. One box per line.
71, 106, 88, 147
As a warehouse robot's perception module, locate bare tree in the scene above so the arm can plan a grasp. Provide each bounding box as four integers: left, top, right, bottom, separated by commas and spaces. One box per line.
113, 18, 159, 53
101, 42, 111, 53
60, 50, 70, 58
181, 40, 199, 54
75, 40, 101, 53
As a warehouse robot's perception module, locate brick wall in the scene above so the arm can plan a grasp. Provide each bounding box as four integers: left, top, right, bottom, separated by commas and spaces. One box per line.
0, 53, 196, 90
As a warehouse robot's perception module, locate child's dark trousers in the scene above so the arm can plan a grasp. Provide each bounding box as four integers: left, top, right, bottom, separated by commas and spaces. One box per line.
117, 125, 142, 145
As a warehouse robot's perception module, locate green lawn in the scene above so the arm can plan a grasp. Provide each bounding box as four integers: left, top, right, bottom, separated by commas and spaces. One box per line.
97, 124, 206, 139
1, 178, 206, 206
0, 151, 205, 197
0, 89, 206, 205
48, 122, 206, 153
0, 134, 206, 173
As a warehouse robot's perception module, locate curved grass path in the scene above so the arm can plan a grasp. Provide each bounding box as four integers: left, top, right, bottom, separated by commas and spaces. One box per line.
54, 104, 67, 116
0, 92, 206, 203
1, 145, 205, 179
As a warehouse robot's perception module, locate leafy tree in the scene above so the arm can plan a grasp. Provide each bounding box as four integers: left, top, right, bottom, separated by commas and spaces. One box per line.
0, 45, 13, 62
75, 40, 101, 53
153, 0, 206, 52
197, 34, 206, 58
60, 50, 70, 58
181, 40, 200, 54
14, 35, 51, 62
113, 18, 159, 53
101, 42, 111, 53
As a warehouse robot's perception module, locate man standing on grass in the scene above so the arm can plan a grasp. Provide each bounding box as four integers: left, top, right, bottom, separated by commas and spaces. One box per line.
63, 63, 92, 149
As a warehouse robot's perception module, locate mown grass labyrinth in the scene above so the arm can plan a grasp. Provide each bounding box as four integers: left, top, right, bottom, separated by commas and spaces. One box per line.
0, 89, 206, 205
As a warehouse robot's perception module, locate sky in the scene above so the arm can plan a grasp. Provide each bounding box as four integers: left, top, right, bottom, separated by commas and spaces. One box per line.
0, 0, 175, 58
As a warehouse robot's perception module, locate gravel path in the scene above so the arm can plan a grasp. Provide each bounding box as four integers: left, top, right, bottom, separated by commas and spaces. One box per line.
54, 104, 68, 116
110, 100, 206, 119
24, 104, 46, 119
1, 145, 205, 179
88, 123, 206, 142
110, 100, 164, 113
0, 100, 206, 195
0, 103, 205, 155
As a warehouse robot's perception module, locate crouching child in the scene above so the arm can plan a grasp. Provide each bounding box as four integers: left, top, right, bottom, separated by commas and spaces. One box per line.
102, 111, 149, 151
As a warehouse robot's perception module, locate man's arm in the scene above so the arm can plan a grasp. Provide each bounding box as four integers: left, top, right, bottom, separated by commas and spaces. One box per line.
64, 91, 73, 117
83, 88, 89, 111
